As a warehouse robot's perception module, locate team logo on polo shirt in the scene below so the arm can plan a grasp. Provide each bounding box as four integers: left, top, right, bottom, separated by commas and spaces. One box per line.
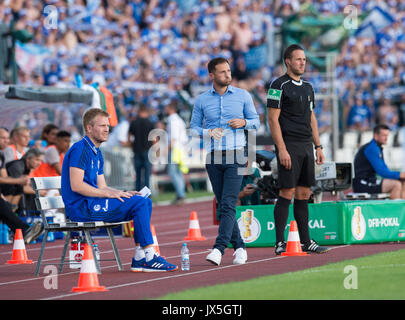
267, 89, 282, 101
94, 204, 101, 211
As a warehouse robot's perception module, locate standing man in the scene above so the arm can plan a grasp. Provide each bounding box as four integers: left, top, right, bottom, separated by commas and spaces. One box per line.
190, 57, 260, 265
267, 44, 329, 255
165, 100, 188, 205
128, 104, 155, 191
61, 108, 177, 272
353, 124, 405, 199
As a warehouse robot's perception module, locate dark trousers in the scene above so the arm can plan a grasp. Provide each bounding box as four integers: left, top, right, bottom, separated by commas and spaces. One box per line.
0, 198, 29, 233
134, 151, 152, 191
206, 152, 245, 254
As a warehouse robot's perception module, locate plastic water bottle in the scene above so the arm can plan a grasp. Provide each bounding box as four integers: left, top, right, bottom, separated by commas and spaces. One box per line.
181, 243, 190, 271
93, 243, 100, 261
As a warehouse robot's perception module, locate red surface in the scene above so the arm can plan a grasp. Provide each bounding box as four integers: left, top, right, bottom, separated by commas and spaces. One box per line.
0, 200, 404, 300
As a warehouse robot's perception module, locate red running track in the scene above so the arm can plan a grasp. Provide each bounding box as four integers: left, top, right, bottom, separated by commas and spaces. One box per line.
0, 200, 404, 300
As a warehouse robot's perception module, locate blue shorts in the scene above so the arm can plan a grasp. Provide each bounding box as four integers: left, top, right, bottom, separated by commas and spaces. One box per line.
66, 195, 153, 247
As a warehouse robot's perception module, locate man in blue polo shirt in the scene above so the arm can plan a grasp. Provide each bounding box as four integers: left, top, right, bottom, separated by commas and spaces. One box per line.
190, 57, 260, 266
353, 123, 405, 199
61, 108, 177, 272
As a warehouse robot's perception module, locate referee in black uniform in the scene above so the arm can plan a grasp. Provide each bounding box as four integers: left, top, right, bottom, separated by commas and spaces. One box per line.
267, 44, 329, 254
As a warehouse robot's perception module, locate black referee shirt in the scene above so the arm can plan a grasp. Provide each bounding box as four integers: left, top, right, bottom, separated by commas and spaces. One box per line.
267, 73, 315, 142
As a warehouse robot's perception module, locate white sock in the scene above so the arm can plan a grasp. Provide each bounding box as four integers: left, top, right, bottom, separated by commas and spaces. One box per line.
144, 247, 156, 262
134, 246, 145, 261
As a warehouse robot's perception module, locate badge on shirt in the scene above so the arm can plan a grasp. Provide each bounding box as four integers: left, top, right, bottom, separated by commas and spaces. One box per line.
267, 89, 282, 101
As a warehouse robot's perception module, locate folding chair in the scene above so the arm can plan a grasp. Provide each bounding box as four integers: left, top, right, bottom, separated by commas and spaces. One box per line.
31, 176, 128, 276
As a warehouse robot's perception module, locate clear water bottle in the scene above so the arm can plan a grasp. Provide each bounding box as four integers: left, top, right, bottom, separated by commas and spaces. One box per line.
93, 243, 100, 261
181, 242, 190, 271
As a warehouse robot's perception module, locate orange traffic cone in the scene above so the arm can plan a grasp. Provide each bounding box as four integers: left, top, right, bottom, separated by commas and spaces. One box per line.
72, 244, 108, 292
184, 211, 206, 241
281, 221, 308, 256
6, 229, 33, 264
150, 224, 161, 256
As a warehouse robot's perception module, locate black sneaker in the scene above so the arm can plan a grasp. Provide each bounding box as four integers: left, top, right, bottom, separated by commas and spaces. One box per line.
302, 239, 330, 254
23, 221, 44, 244
275, 241, 286, 255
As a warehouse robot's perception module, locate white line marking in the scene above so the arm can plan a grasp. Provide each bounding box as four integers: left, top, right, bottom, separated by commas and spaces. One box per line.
42, 245, 351, 300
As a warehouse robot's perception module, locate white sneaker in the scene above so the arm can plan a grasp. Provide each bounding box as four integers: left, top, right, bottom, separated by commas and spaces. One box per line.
233, 248, 247, 265
206, 248, 222, 266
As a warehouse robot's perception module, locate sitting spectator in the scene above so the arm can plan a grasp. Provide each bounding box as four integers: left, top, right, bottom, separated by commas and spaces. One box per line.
3, 127, 30, 164
377, 98, 399, 131
31, 130, 71, 177
0, 174, 43, 244
353, 124, 405, 199
1, 148, 45, 213
346, 96, 373, 131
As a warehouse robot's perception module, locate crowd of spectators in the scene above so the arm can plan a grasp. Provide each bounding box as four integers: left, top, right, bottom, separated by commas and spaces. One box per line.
1, 0, 405, 136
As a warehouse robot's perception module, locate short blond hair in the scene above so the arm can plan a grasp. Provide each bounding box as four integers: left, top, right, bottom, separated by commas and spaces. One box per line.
82, 108, 109, 133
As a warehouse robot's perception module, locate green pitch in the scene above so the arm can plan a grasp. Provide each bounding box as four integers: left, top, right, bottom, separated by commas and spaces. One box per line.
158, 248, 405, 300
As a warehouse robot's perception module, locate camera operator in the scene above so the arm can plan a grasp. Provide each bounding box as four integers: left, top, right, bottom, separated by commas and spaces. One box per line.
238, 167, 261, 206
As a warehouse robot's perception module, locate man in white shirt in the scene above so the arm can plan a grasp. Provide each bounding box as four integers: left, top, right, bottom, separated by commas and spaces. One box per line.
165, 100, 188, 205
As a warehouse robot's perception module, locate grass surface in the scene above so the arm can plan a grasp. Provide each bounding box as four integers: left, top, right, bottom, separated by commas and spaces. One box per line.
157, 249, 405, 300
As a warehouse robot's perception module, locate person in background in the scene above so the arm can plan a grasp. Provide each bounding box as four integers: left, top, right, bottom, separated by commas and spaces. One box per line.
31, 130, 71, 177
165, 100, 188, 205
128, 104, 155, 191
0, 174, 43, 244
238, 167, 261, 206
1, 148, 45, 213
353, 124, 405, 199
3, 127, 30, 164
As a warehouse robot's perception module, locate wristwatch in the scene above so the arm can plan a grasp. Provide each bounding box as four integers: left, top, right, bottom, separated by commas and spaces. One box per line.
314, 145, 323, 150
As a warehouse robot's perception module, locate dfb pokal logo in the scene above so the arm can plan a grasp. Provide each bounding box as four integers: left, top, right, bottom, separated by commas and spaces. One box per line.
237, 209, 261, 243
351, 206, 366, 240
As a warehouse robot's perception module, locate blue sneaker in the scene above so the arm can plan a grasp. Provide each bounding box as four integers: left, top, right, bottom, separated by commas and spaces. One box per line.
143, 255, 178, 272
131, 258, 146, 272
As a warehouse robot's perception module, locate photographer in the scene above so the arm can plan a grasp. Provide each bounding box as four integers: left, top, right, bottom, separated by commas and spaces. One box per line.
238, 167, 261, 206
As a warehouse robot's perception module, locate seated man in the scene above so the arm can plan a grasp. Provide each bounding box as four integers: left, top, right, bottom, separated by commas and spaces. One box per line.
1, 148, 45, 212
61, 108, 177, 272
353, 124, 405, 199
31, 130, 71, 177
0, 175, 43, 244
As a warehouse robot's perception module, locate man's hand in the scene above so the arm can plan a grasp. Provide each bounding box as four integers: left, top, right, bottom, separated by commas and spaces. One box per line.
242, 184, 256, 197
315, 148, 325, 165
227, 119, 246, 129
278, 148, 291, 170
208, 128, 224, 140
104, 189, 135, 202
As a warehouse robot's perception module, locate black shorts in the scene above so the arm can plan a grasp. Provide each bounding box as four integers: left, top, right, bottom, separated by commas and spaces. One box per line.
276, 141, 315, 189
352, 177, 383, 194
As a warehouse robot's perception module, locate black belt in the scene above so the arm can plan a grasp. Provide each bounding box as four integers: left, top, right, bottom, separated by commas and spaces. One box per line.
209, 149, 245, 155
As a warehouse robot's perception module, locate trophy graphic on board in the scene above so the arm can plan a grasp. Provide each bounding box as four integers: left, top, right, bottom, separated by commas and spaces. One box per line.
241, 209, 253, 239
354, 206, 362, 238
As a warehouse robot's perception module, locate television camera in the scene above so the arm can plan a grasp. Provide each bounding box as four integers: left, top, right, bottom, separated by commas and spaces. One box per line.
252, 150, 352, 204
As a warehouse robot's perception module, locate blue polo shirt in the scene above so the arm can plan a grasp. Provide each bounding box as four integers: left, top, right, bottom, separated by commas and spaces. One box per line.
61, 136, 104, 217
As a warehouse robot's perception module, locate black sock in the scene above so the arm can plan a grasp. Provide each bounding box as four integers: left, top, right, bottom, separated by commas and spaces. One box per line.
293, 199, 310, 245
274, 196, 291, 243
